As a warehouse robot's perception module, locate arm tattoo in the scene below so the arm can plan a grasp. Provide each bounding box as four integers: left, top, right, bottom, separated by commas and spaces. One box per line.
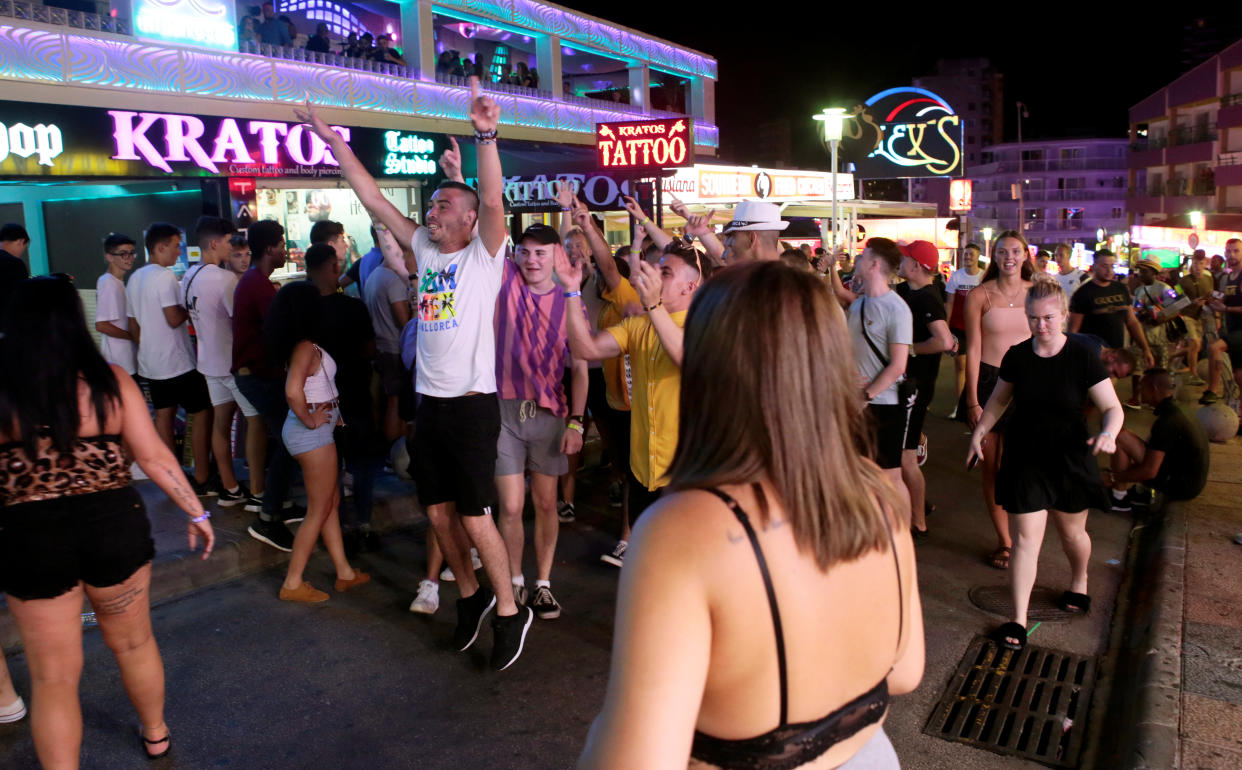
163, 468, 199, 514
94, 584, 144, 615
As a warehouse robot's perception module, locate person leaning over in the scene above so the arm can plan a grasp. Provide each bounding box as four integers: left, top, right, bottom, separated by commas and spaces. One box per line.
1105, 368, 1209, 511
580, 261, 923, 769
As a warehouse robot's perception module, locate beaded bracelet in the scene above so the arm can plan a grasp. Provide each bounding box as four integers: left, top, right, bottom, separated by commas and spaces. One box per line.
474, 128, 498, 143
191, 511, 211, 523
644, 299, 662, 312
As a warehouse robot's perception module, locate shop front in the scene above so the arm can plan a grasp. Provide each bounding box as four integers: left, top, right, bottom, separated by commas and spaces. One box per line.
0, 99, 449, 286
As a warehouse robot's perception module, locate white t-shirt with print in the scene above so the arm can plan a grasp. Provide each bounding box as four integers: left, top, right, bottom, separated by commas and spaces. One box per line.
95, 272, 137, 374
126, 262, 195, 380
411, 228, 506, 398
1056, 268, 1088, 298
946, 267, 983, 296
182, 262, 238, 377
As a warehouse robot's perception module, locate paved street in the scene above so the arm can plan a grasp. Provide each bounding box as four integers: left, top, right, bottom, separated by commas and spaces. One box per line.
0, 368, 1237, 769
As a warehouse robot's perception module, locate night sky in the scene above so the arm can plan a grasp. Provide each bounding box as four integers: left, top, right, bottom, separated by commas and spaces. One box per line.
574, 4, 1242, 169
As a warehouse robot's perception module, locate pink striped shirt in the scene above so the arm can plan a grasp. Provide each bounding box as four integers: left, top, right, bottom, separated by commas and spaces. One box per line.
494, 260, 580, 417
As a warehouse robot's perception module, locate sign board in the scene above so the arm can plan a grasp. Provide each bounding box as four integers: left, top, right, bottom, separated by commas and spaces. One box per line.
133, 0, 237, 52
839, 87, 964, 179
1188, 232, 1200, 249
596, 118, 693, 171
660, 164, 854, 204
1132, 225, 1242, 254
949, 179, 973, 212
0, 101, 445, 180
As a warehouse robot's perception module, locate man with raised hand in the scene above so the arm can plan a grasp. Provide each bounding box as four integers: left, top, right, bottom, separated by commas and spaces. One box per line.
295, 78, 533, 671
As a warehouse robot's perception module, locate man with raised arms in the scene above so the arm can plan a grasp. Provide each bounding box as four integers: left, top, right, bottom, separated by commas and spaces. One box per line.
295, 78, 532, 671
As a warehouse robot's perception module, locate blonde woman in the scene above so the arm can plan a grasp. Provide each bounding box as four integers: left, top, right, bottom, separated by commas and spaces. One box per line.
968, 276, 1123, 650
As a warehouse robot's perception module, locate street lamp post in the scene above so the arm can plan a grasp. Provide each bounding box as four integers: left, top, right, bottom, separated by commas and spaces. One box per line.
982, 226, 994, 257
814, 107, 847, 249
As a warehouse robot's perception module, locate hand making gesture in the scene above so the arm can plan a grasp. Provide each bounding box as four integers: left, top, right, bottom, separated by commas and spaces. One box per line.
555, 179, 577, 212
684, 209, 716, 238
621, 195, 649, 222
469, 76, 500, 135
294, 99, 335, 143
628, 249, 663, 310
439, 136, 463, 182
553, 241, 582, 288
667, 192, 690, 220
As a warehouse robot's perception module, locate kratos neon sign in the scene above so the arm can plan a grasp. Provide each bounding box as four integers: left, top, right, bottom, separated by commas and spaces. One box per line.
108, 111, 351, 175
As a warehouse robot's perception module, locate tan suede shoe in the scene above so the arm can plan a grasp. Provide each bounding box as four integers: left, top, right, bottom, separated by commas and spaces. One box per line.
279, 582, 329, 603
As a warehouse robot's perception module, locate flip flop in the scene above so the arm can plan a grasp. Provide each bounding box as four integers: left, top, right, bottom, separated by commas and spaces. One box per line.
988, 546, 1011, 570
992, 622, 1027, 651
1057, 591, 1091, 614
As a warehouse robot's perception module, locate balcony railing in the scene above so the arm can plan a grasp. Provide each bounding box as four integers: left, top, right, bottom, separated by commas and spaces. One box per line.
972, 188, 1124, 203
1223, 93, 1242, 107
977, 158, 1128, 173
0, 0, 129, 33
1137, 178, 1217, 197
1169, 124, 1218, 147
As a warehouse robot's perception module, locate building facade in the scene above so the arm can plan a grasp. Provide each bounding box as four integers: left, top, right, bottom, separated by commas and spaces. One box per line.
1127, 36, 1242, 231
969, 138, 1129, 247
0, 0, 718, 280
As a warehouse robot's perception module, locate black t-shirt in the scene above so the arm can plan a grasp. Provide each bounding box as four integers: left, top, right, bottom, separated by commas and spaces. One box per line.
1148, 398, 1209, 500
896, 281, 947, 384
345, 259, 362, 284
1069, 279, 1132, 349
1220, 270, 1242, 334
0, 249, 30, 321
317, 292, 375, 414
999, 335, 1109, 442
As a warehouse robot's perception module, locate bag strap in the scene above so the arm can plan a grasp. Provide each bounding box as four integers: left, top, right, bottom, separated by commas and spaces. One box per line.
860, 298, 890, 368
182, 263, 206, 309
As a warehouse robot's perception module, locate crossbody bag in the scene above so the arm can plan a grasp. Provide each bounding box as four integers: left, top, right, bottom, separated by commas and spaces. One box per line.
860, 298, 918, 406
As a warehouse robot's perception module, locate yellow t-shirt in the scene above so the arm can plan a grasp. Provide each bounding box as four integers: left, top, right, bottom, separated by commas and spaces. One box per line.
606, 309, 685, 490
599, 278, 641, 411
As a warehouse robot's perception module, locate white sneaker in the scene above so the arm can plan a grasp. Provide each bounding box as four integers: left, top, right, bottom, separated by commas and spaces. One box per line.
409, 579, 440, 615
438, 549, 482, 582
0, 696, 26, 723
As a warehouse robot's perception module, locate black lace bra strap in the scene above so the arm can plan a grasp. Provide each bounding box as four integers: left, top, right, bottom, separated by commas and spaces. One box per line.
704, 486, 789, 726
879, 510, 904, 664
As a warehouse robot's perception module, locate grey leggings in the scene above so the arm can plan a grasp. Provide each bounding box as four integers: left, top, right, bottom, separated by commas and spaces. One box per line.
838, 727, 899, 769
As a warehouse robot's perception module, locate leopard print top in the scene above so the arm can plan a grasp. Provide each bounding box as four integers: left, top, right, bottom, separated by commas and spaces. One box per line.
0, 431, 131, 507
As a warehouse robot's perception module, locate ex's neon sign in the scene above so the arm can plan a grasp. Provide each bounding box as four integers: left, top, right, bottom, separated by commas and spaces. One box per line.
596, 118, 693, 171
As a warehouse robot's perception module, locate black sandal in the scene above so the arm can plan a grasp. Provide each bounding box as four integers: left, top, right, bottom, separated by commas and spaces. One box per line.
992, 622, 1027, 651
1057, 591, 1092, 614
987, 546, 1011, 570
141, 729, 171, 760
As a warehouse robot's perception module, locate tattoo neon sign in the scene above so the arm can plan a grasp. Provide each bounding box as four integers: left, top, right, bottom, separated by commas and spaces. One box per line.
133, 0, 237, 50
596, 118, 693, 171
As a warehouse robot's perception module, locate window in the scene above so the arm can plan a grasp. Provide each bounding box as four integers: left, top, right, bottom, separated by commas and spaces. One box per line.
1112, 207, 1124, 218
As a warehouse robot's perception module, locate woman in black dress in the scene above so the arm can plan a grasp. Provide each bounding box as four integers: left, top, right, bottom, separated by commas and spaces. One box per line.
967, 276, 1124, 650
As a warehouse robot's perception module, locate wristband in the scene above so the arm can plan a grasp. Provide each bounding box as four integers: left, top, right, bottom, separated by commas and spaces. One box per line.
474, 128, 498, 141
560, 207, 572, 212
567, 422, 584, 434
641, 217, 652, 226
570, 414, 584, 423
191, 511, 211, 523
563, 290, 582, 299
644, 299, 662, 312
1099, 430, 1113, 439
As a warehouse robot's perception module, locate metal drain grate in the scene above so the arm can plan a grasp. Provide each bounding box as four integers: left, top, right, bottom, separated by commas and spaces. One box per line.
924, 635, 1096, 768
968, 584, 1080, 622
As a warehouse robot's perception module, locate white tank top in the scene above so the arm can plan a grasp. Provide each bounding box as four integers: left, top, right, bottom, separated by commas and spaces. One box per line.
304, 345, 339, 404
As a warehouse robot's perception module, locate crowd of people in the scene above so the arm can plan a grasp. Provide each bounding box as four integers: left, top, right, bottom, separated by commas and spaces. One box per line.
239, 2, 409, 66
0, 75, 1226, 767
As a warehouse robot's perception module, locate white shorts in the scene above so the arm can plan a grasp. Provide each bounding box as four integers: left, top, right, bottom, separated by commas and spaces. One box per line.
204, 374, 259, 417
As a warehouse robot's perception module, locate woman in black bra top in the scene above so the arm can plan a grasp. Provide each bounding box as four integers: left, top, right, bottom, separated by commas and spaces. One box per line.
0, 277, 214, 765
580, 262, 925, 769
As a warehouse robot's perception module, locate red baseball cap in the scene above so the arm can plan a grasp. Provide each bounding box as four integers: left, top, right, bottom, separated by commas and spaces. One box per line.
900, 240, 939, 272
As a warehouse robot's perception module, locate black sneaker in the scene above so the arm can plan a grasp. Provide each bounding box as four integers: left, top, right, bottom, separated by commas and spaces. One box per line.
490, 606, 534, 670
247, 518, 294, 552
280, 503, 306, 525
190, 477, 218, 498
530, 585, 561, 619
600, 540, 627, 567
217, 483, 250, 508
453, 587, 496, 651
243, 494, 263, 513
1109, 494, 1132, 513
557, 501, 576, 523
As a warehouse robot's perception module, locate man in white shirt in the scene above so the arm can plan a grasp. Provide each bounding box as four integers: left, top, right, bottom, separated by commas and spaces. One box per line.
1054, 243, 1088, 298
363, 257, 413, 443
296, 78, 533, 671
127, 222, 214, 495
945, 242, 983, 418
183, 216, 263, 509
94, 233, 137, 374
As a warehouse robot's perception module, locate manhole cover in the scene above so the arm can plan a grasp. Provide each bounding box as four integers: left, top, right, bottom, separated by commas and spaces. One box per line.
969, 585, 1080, 621
924, 635, 1096, 768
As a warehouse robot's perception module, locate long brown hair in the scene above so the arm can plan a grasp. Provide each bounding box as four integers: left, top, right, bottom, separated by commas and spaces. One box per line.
982, 229, 1034, 283
668, 261, 903, 568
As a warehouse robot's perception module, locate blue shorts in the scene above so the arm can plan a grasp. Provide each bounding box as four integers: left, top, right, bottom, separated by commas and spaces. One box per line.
282, 406, 338, 456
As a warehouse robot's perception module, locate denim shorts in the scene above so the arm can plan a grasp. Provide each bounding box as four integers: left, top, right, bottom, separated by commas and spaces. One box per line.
282, 406, 339, 456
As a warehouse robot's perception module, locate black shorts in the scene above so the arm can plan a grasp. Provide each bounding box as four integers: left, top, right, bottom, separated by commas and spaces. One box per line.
585, 367, 609, 421
1226, 330, 1242, 371
628, 467, 663, 521
0, 486, 155, 600
411, 393, 500, 516
146, 370, 211, 413
867, 403, 911, 470
977, 363, 1013, 434
904, 382, 935, 451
